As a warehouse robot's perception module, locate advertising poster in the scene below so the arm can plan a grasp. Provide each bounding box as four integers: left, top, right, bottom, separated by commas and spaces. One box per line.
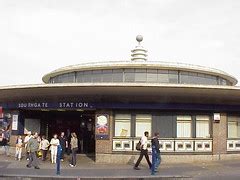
96, 114, 109, 140
12, 115, 18, 130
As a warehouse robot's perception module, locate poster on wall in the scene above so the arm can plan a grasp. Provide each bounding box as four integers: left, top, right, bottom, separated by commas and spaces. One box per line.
96, 114, 109, 140
11, 115, 18, 130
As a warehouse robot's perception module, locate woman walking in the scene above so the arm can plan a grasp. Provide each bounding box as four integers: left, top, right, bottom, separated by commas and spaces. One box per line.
50, 134, 60, 164
40, 135, 49, 161
69, 132, 78, 167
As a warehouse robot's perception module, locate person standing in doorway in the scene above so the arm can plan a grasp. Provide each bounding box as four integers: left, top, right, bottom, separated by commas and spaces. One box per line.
39, 135, 49, 161
151, 132, 161, 172
59, 132, 68, 162
50, 134, 60, 164
24, 131, 32, 160
69, 132, 78, 167
26, 132, 40, 169
1, 128, 10, 156
15, 135, 23, 161
134, 131, 152, 170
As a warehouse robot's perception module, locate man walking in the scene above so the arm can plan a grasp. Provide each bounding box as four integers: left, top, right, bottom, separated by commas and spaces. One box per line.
134, 131, 152, 170
26, 132, 40, 169
59, 132, 68, 161
151, 132, 161, 173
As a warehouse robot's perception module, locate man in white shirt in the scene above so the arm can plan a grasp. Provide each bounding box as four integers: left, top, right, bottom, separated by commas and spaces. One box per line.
134, 131, 152, 170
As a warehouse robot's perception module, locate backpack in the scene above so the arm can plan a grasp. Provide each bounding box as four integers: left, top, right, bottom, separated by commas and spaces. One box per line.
136, 139, 142, 151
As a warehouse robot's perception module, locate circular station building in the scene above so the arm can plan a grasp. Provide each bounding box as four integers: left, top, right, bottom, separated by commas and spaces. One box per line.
1, 35, 240, 163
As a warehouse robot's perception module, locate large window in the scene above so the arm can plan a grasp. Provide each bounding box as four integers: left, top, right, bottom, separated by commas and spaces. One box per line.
135, 114, 152, 137
114, 114, 131, 137
228, 116, 240, 138
177, 115, 192, 138
196, 115, 210, 138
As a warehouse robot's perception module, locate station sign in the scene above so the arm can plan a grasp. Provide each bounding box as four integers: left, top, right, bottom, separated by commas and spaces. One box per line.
17, 102, 92, 109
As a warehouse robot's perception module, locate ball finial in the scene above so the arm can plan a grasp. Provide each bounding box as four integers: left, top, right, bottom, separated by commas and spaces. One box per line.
136, 35, 143, 43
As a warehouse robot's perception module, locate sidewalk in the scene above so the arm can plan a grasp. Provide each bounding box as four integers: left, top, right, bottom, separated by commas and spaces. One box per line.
0, 154, 240, 179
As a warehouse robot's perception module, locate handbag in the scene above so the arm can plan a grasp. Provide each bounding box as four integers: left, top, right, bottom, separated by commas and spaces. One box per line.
136, 140, 142, 151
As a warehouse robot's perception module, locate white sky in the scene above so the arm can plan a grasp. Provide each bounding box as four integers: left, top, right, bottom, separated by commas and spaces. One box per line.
0, 0, 240, 85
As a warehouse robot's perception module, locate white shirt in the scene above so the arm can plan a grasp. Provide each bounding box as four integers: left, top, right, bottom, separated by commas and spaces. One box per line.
40, 139, 50, 150
50, 138, 60, 148
141, 135, 148, 150
24, 135, 32, 148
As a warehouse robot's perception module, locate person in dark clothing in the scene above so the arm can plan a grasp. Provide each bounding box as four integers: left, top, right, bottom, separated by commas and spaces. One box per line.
134, 131, 152, 170
59, 132, 68, 161
151, 132, 161, 172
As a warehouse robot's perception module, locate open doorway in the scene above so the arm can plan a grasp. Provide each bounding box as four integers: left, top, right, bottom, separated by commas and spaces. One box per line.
21, 110, 95, 155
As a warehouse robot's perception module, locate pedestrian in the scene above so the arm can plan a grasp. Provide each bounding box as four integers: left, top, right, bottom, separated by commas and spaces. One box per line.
1, 128, 10, 156
15, 135, 23, 161
50, 134, 60, 164
24, 131, 32, 160
59, 132, 68, 161
69, 132, 78, 167
26, 132, 40, 169
39, 135, 49, 161
151, 132, 161, 173
134, 131, 152, 170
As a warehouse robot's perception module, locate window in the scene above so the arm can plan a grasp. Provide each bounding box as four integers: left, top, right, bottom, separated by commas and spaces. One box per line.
114, 114, 131, 137
102, 70, 113, 82
112, 69, 123, 82
196, 115, 210, 138
228, 116, 240, 138
177, 115, 192, 138
146, 69, 158, 82
83, 71, 92, 82
124, 69, 135, 82
92, 70, 102, 82
135, 69, 146, 82
135, 114, 152, 137
158, 70, 169, 83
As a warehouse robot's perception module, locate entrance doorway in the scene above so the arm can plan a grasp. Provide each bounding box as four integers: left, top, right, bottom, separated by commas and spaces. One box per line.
21, 110, 95, 154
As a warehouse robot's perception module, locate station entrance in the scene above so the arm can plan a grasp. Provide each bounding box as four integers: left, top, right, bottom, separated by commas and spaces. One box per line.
21, 110, 96, 154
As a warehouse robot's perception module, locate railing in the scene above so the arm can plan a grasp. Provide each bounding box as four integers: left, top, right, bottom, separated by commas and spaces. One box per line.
112, 138, 213, 153
227, 139, 240, 151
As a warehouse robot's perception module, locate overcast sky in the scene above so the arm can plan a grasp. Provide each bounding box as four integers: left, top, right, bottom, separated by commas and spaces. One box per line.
0, 0, 240, 86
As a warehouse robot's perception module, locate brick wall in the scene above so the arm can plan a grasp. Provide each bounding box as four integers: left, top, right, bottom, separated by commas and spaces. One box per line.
212, 113, 227, 155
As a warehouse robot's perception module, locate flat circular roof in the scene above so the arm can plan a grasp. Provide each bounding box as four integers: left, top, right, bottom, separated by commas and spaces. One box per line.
42, 61, 238, 85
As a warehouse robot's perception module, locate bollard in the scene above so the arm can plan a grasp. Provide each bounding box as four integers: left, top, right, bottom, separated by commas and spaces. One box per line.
151, 145, 156, 175
56, 145, 62, 175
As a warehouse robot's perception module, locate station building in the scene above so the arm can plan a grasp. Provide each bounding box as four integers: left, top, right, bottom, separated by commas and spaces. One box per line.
1, 35, 240, 163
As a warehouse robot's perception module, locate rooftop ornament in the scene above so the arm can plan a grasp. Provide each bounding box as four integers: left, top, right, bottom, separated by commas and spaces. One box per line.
131, 35, 148, 62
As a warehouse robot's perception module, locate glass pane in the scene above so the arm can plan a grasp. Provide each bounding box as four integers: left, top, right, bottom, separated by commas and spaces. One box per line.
135, 114, 152, 137
196, 121, 209, 138
102, 70, 113, 82
124, 69, 135, 82
135, 69, 146, 82
115, 114, 131, 137
112, 69, 123, 82
146, 69, 158, 82
177, 122, 191, 138
92, 70, 102, 82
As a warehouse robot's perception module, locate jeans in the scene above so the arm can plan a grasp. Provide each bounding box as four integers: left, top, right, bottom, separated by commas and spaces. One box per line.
135, 149, 152, 168
154, 152, 161, 170
70, 148, 77, 166
61, 147, 65, 159
3, 145, 10, 156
